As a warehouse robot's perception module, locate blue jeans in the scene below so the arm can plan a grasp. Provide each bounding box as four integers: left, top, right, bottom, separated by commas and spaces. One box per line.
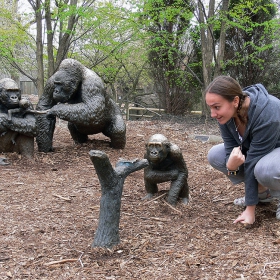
207, 143, 280, 197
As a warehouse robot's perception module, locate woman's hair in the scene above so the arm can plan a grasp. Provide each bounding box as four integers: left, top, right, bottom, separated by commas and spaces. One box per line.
205, 75, 247, 124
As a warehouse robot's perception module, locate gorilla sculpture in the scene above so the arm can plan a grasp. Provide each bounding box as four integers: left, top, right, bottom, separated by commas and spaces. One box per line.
143, 134, 189, 206
36, 59, 126, 152
0, 78, 37, 157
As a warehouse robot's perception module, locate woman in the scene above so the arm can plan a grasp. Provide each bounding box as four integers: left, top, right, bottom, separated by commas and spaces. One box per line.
205, 76, 280, 226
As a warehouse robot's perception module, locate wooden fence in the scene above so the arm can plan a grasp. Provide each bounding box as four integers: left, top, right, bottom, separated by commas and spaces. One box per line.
126, 106, 165, 120
124, 105, 202, 120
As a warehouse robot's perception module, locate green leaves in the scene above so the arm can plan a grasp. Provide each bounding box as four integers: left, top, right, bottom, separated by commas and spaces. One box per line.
0, 2, 30, 62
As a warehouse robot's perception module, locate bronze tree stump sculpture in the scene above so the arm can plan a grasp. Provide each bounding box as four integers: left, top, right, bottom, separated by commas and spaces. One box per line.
89, 150, 149, 248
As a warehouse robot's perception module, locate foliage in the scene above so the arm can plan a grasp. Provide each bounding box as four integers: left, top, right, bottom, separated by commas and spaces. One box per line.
0, 1, 34, 78
140, 0, 201, 115
69, 1, 152, 103
192, 0, 280, 115
0, 0, 152, 101
223, 0, 280, 90
1, 0, 280, 110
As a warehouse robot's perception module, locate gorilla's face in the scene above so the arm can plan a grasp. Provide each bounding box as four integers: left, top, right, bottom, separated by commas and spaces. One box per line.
147, 141, 169, 163
146, 134, 170, 164
0, 89, 21, 109
53, 71, 79, 103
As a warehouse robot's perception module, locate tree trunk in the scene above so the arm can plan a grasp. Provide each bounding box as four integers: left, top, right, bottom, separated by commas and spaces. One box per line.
89, 150, 149, 248
214, 0, 230, 77
55, 0, 79, 72
198, 0, 230, 114
45, 0, 55, 78
198, 0, 215, 116
35, 0, 44, 97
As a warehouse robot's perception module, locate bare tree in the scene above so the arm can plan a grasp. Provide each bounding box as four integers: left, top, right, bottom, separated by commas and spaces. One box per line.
27, 0, 94, 95
28, 0, 45, 95
196, 0, 230, 114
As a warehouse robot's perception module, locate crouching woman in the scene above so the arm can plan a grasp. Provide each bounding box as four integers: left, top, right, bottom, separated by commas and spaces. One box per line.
205, 76, 280, 226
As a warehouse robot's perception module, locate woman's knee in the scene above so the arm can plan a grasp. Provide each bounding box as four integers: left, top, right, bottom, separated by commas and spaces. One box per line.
207, 143, 226, 168
254, 152, 280, 189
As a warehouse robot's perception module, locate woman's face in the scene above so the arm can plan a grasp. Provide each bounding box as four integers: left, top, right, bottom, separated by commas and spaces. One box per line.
205, 92, 239, 124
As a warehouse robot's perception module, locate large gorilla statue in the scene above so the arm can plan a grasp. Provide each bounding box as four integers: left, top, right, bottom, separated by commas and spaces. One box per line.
36, 59, 126, 152
0, 78, 36, 157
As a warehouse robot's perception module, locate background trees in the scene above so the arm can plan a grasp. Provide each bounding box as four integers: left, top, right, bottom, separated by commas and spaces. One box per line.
224, 0, 280, 89
0, 0, 32, 82
195, 0, 230, 114
1, 0, 280, 114
71, 1, 151, 108
194, 0, 280, 114
1, 0, 91, 94
141, 0, 201, 115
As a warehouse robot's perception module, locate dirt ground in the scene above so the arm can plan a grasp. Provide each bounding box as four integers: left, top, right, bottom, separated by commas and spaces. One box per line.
1, 115, 280, 280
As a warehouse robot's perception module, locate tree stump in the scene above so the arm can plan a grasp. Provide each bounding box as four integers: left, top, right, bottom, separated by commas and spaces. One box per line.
89, 150, 149, 248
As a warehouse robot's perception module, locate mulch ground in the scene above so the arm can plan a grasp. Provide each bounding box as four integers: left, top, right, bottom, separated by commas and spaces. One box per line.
1, 115, 280, 280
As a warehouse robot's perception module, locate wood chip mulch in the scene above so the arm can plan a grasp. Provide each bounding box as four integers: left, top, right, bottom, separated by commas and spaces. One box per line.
1, 116, 280, 280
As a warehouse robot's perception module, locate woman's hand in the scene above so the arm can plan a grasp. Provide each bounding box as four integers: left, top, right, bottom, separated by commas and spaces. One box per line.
227, 146, 245, 170
233, 205, 256, 225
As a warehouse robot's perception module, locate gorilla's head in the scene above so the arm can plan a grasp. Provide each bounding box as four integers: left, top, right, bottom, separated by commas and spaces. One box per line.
0, 78, 21, 109
146, 134, 170, 164
53, 59, 84, 103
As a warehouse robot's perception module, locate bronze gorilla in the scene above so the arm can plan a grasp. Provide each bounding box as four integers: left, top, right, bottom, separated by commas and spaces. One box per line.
36, 59, 126, 152
143, 134, 189, 206
0, 78, 36, 157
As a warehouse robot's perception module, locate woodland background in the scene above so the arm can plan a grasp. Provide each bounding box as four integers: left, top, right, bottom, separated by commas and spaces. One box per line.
1, 0, 280, 115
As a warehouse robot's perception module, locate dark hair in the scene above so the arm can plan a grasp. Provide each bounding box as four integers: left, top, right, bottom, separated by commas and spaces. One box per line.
205, 76, 247, 124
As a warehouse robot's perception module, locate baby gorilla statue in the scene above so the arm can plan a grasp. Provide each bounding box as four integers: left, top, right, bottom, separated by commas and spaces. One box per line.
36, 58, 126, 152
143, 134, 189, 206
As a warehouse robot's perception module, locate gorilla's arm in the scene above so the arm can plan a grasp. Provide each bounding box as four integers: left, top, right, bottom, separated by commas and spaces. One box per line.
144, 167, 179, 183
49, 94, 106, 124
36, 77, 57, 110
36, 77, 57, 152
169, 145, 188, 174
0, 114, 8, 133
1, 113, 37, 137
35, 114, 56, 152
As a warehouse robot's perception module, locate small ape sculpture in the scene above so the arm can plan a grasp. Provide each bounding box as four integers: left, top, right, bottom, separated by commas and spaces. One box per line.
36, 58, 126, 152
143, 134, 189, 206
0, 78, 37, 157
7, 98, 48, 121
7, 98, 32, 120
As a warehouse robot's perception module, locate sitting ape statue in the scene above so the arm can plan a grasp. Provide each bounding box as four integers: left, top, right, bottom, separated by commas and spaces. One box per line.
0, 78, 37, 157
143, 134, 189, 206
36, 58, 126, 152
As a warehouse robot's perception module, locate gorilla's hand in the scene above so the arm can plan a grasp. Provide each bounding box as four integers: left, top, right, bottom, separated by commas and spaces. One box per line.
0, 113, 11, 132
46, 105, 59, 118
0, 113, 9, 125
0, 113, 8, 119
